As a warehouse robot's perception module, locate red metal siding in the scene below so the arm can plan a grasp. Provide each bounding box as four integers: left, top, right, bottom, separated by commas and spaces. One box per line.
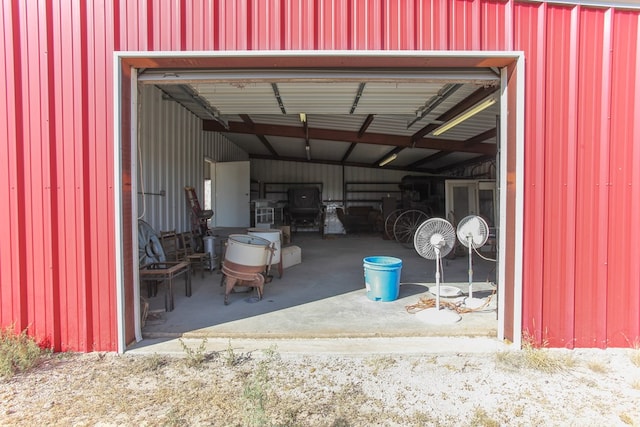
1, 0, 640, 351
515, 1, 547, 345
516, 4, 640, 348
574, 9, 613, 347
607, 10, 640, 348
573, 7, 611, 348
541, 5, 580, 348
0, 0, 24, 330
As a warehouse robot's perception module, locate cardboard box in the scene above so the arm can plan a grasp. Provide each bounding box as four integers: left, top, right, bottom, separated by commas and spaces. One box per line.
281, 245, 301, 269
279, 225, 291, 245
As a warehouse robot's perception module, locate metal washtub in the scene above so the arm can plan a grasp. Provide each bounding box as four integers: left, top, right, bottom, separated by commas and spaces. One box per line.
247, 228, 283, 279
221, 234, 274, 305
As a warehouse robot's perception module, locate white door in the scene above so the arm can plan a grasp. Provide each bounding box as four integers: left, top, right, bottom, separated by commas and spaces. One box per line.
213, 161, 250, 227
478, 180, 497, 227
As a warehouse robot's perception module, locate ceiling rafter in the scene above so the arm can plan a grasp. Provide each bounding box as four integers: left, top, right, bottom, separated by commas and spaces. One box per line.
407, 150, 451, 168
438, 86, 498, 122
350, 83, 366, 114
203, 120, 496, 155
249, 153, 437, 174
271, 83, 286, 114
358, 114, 375, 137
239, 114, 279, 156
406, 83, 463, 128
408, 127, 498, 168
435, 155, 494, 174
341, 143, 357, 162
411, 123, 439, 142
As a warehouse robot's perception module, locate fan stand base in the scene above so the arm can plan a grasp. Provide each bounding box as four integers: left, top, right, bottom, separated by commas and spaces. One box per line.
415, 308, 461, 325
463, 297, 487, 310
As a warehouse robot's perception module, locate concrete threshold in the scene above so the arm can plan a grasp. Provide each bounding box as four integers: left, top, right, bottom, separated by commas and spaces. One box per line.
126, 336, 512, 357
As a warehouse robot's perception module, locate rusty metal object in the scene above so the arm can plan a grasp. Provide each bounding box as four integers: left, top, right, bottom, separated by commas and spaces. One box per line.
220, 234, 274, 305
221, 260, 266, 305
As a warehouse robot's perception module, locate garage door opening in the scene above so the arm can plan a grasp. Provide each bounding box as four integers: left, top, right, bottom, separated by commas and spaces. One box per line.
113, 52, 524, 352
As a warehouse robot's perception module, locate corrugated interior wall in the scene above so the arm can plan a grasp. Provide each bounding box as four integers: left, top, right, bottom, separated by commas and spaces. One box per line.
1, 0, 639, 351
137, 85, 247, 233
250, 159, 429, 205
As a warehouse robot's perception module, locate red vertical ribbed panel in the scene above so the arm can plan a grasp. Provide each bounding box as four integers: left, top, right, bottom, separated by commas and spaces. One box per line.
573, 7, 611, 348
480, 0, 512, 50
516, 3, 640, 348
49, 0, 84, 351
316, 0, 350, 49
384, 0, 417, 50
541, 5, 580, 348
515, 2, 546, 345
2, 0, 640, 351
607, 11, 640, 347
17, 1, 56, 347
184, 1, 217, 50
449, 0, 482, 50
86, 0, 117, 351
0, 0, 24, 333
415, 0, 449, 50
248, 0, 284, 50
352, 0, 385, 50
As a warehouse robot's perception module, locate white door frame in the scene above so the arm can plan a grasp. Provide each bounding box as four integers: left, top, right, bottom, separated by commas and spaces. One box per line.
114, 51, 525, 352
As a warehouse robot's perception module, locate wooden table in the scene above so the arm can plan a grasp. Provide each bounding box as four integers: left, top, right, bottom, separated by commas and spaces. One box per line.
139, 261, 191, 312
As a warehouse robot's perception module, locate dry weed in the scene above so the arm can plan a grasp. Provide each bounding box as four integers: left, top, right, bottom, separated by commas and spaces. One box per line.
619, 412, 634, 425
630, 348, 640, 368
0, 325, 47, 379
496, 333, 575, 373
587, 360, 609, 373
2, 345, 638, 426
366, 355, 397, 376
470, 406, 500, 427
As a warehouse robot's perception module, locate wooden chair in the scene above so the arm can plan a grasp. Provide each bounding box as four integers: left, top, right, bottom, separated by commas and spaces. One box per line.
180, 231, 213, 278
160, 230, 181, 262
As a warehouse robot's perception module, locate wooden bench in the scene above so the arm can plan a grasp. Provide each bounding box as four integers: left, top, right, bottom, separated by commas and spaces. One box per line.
139, 261, 191, 312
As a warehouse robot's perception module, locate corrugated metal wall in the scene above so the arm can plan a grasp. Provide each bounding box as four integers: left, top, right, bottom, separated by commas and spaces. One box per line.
516, 3, 640, 348
137, 85, 247, 233
1, 0, 639, 351
251, 159, 423, 204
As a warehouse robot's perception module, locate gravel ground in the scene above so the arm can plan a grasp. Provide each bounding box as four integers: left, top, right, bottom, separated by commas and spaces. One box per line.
1, 344, 639, 426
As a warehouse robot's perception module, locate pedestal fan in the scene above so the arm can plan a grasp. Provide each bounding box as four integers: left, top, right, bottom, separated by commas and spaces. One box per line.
413, 218, 461, 324
456, 215, 489, 309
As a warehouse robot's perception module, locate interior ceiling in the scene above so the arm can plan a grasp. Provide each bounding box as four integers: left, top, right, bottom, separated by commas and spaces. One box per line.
146, 68, 501, 174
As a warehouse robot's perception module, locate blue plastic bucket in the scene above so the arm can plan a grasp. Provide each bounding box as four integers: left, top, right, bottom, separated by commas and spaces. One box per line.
363, 256, 403, 302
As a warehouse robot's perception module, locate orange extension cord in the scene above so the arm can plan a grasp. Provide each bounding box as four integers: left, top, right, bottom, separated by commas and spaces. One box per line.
405, 289, 496, 314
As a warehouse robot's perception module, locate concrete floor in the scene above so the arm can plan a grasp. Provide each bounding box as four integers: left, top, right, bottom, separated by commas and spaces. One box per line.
132, 230, 499, 353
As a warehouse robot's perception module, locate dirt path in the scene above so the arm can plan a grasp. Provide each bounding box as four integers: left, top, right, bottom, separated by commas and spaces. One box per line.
1, 345, 639, 426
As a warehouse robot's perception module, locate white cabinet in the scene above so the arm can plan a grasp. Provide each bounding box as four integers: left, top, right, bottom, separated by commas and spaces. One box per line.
255, 207, 274, 228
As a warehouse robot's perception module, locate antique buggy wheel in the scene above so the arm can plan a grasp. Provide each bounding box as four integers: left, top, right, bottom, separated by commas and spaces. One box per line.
393, 209, 430, 248
384, 209, 403, 240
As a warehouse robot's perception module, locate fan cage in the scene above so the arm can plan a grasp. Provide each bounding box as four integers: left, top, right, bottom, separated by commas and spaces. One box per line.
456, 215, 489, 249
414, 218, 456, 260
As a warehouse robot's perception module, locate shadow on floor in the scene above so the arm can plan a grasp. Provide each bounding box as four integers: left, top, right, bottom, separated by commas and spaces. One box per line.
137, 232, 498, 346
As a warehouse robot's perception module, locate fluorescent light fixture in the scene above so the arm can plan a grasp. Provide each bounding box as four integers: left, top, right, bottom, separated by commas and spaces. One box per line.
378, 153, 398, 167
299, 113, 307, 123
432, 97, 497, 136
305, 144, 311, 160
